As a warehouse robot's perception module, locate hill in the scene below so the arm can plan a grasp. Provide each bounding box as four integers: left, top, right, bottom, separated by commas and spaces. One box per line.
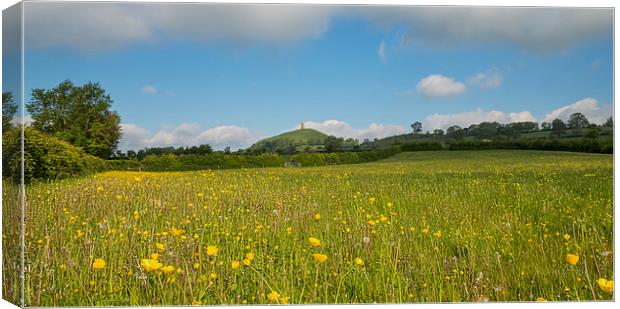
248, 128, 330, 153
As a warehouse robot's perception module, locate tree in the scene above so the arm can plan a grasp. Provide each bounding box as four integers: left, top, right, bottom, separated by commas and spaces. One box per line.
26, 80, 121, 158
411, 122, 422, 134
541, 122, 552, 130
432, 129, 445, 136
446, 125, 465, 140
324, 135, 344, 152
584, 128, 600, 139
567, 113, 590, 129
551, 118, 567, 137
2, 91, 17, 132
603, 117, 613, 127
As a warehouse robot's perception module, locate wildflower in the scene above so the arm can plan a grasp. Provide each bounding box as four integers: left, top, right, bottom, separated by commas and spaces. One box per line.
566, 254, 579, 266
150, 253, 159, 260
267, 291, 281, 303
312, 253, 328, 263
193, 262, 200, 270
369, 197, 376, 204
362, 236, 370, 244
210, 272, 217, 279
308, 237, 321, 247
245, 252, 255, 261
156, 243, 165, 251
231, 260, 240, 270
89, 280, 96, 287
191, 300, 202, 306
161, 266, 175, 275
563, 234, 571, 241
354, 257, 364, 266
597, 278, 614, 293
286, 227, 293, 234
386, 202, 393, 208
59, 264, 66, 270
242, 258, 251, 266
170, 227, 184, 237
314, 213, 321, 220
433, 230, 442, 238
535, 297, 546, 302
92, 258, 106, 269
206, 245, 219, 256
140, 259, 163, 272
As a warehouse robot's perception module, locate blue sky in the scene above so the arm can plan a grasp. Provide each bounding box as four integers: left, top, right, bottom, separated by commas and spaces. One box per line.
12, 3, 614, 150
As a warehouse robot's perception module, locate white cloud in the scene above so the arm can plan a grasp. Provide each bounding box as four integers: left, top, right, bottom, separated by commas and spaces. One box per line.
24, 3, 335, 52
359, 6, 612, 52
416, 74, 466, 98
423, 109, 536, 131
118, 123, 263, 151
377, 40, 386, 62
302, 120, 407, 141
11, 115, 33, 127
467, 70, 502, 89
543, 98, 612, 124
141, 85, 158, 94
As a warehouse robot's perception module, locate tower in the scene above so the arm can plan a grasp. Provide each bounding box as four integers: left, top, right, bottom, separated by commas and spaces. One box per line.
300, 122, 304, 129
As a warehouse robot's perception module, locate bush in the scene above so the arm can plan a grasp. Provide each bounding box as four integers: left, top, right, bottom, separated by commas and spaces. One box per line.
2, 128, 110, 182
138, 153, 285, 171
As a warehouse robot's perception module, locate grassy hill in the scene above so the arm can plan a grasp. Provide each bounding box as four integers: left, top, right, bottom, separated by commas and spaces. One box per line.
248, 128, 329, 153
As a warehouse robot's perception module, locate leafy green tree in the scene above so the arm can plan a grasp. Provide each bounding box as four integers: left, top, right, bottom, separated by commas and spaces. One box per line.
567, 113, 590, 129
446, 125, 465, 140
551, 118, 567, 137
584, 128, 600, 139
603, 117, 613, 127
26, 80, 121, 158
2, 91, 18, 132
411, 122, 422, 134
324, 135, 344, 152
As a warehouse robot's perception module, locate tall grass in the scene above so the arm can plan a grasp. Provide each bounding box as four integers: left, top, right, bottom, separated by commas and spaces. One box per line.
6, 150, 613, 305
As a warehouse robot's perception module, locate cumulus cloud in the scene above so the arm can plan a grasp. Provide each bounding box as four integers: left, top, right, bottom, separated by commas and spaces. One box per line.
118, 123, 263, 151
416, 74, 466, 98
378, 40, 386, 62
24, 2, 334, 52
424, 109, 536, 131
543, 98, 612, 124
302, 120, 407, 141
468, 70, 502, 89
358, 6, 612, 52
141, 85, 158, 94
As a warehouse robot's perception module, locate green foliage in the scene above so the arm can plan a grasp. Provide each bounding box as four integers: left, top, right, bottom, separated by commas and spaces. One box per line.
290, 147, 400, 167
2, 128, 109, 182
2, 91, 17, 132
138, 153, 285, 171
26, 80, 121, 158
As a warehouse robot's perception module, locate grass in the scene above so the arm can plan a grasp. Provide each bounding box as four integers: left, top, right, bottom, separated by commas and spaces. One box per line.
2, 150, 614, 305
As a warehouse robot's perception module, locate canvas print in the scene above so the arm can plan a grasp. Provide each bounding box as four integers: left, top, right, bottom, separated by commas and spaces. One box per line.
1, 1, 615, 306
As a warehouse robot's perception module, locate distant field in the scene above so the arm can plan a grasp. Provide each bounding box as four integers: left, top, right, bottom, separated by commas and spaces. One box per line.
5, 150, 613, 305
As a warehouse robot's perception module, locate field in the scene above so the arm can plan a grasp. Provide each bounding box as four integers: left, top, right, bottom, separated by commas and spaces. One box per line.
2, 150, 614, 306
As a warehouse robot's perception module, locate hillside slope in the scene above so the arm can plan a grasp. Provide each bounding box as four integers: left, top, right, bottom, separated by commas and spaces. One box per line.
248, 128, 329, 153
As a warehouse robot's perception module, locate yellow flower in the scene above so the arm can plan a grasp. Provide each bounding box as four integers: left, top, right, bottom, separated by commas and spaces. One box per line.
597, 278, 614, 293
563, 234, 571, 241
354, 257, 364, 266
191, 300, 202, 306
314, 213, 321, 220
206, 245, 219, 256
369, 197, 376, 204
245, 252, 255, 261
161, 265, 175, 275
210, 272, 217, 279
267, 291, 281, 303
308, 237, 321, 247
286, 227, 293, 234
150, 253, 159, 260
566, 254, 579, 266
89, 280, 96, 287
242, 258, 251, 266
231, 260, 240, 269
156, 243, 165, 251
59, 264, 66, 270
535, 297, 546, 302
280, 296, 290, 304
92, 258, 106, 269
140, 259, 163, 272
312, 253, 328, 263
170, 227, 184, 237
193, 262, 200, 270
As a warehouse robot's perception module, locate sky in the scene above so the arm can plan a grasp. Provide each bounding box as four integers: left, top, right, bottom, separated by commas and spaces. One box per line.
6, 2, 614, 150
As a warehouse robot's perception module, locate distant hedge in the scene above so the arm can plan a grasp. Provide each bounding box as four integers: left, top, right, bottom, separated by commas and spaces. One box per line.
2, 128, 109, 182
400, 138, 612, 154
139, 153, 285, 171
289, 147, 401, 167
